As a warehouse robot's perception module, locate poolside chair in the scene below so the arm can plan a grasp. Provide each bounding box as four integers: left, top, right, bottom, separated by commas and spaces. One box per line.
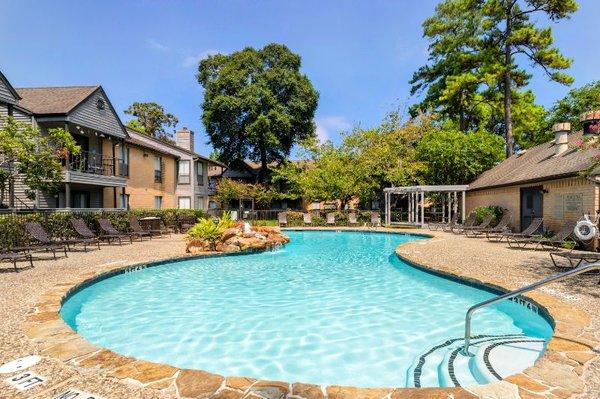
549, 251, 600, 269
370, 212, 381, 227
70, 218, 108, 248
449, 213, 476, 233
303, 212, 312, 226
278, 212, 288, 227
507, 221, 577, 250
465, 211, 512, 238
460, 214, 494, 236
326, 213, 336, 226
98, 219, 134, 244
488, 217, 543, 243
348, 212, 359, 227
429, 214, 457, 231
178, 215, 198, 233
0, 250, 33, 272
129, 216, 155, 239
23, 221, 70, 258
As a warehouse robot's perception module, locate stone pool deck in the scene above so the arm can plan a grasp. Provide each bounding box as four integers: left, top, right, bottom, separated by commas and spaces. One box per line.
0, 228, 598, 399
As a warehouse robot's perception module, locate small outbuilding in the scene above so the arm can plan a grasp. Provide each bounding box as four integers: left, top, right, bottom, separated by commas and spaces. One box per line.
466, 111, 600, 233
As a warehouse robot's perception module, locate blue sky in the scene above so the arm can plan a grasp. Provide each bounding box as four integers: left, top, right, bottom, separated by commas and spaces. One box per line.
1, 0, 599, 157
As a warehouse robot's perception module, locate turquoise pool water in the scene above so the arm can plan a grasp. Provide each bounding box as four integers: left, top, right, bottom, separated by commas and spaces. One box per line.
61, 230, 552, 387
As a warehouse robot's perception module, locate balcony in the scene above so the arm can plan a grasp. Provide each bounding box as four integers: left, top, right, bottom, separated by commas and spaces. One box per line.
64, 151, 127, 187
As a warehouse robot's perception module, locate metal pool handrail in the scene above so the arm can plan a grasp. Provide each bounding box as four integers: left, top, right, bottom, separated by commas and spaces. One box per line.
461, 262, 600, 356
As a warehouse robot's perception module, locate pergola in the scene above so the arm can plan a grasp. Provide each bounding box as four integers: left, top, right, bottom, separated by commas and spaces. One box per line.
383, 185, 469, 227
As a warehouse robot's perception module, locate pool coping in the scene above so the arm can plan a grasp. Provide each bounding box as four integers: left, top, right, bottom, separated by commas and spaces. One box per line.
22, 227, 598, 399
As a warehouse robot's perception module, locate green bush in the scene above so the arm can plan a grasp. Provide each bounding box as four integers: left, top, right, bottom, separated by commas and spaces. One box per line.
472, 205, 504, 225
280, 210, 376, 227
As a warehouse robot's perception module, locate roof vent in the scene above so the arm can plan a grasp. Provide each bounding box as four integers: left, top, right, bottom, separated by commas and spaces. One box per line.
580, 110, 600, 135
553, 122, 571, 156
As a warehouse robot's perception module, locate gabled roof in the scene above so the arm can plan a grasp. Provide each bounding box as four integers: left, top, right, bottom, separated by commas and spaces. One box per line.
125, 127, 226, 167
468, 132, 600, 190
15, 86, 99, 115
0, 70, 21, 103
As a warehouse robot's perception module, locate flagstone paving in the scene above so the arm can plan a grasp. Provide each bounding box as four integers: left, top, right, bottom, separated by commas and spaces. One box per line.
0, 229, 598, 398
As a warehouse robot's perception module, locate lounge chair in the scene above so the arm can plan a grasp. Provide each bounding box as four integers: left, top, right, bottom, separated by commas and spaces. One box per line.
465, 211, 512, 238
450, 213, 476, 233
23, 221, 70, 258
70, 218, 109, 248
371, 212, 381, 227
488, 217, 543, 243
326, 213, 336, 226
348, 212, 359, 227
177, 215, 198, 233
278, 212, 288, 227
508, 221, 577, 250
303, 213, 312, 226
1, 250, 33, 271
461, 214, 494, 236
98, 219, 134, 244
128, 216, 155, 239
550, 251, 600, 268
429, 214, 458, 231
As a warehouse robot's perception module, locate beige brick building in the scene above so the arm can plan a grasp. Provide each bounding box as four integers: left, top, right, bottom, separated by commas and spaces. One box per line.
466, 114, 600, 234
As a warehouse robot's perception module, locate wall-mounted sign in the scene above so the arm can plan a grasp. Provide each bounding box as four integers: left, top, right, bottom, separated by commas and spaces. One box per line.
4, 371, 46, 391
564, 193, 583, 212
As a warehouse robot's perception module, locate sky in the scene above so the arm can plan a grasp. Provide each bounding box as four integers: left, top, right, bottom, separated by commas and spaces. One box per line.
1, 0, 599, 157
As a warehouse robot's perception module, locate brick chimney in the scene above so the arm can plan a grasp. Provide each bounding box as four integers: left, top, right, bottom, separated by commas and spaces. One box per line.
553, 122, 570, 156
176, 127, 195, 153
580, 110, 600, 135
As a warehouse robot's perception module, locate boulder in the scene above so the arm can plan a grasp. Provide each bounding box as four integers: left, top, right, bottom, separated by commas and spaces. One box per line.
222, 228, 239, 241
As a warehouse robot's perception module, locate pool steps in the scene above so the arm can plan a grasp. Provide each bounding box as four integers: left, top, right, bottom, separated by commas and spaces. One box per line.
406, 334, 546, 387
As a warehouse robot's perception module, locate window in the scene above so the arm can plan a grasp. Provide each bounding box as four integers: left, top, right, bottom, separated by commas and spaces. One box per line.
120, 193, 129, 209
154, 156, 162, 183
122, 147, 129, 177
154, 196, 163, 210
178, 196, 191, 209
196, 196, 205, 210
196, 162, 204, 186
178, 160, 190, 184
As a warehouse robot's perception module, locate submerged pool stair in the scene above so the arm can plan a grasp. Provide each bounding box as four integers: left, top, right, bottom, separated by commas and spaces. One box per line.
406, 334, 546, 387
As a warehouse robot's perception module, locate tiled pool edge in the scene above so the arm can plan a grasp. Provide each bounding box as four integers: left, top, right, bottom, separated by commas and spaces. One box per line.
22, 228, 598, 399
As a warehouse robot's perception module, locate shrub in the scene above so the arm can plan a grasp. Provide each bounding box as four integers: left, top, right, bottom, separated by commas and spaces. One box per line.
472, 205, 504, 225
187, 218, 223, 250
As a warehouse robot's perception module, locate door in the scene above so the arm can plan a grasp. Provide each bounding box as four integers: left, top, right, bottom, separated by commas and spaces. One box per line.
520, 186, 543, 232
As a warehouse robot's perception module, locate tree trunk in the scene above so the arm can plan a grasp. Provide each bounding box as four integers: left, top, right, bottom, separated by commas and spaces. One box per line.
503, 8, 514, 158
459, 90, 466, 132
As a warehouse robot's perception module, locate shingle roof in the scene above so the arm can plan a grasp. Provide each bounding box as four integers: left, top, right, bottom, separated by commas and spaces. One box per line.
15, 86, 99, 114
469, 132, 600, 190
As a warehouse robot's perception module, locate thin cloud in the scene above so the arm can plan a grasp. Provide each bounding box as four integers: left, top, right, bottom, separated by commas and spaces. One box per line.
182, 49, 221, 68
146, 38, 170, 52
315, 116, 352, 142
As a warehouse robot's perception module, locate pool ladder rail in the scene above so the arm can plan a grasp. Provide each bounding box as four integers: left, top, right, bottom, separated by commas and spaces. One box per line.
462, 261, 600, 356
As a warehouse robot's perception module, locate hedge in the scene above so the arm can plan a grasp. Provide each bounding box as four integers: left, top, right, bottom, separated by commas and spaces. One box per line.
282, 211, 377, 227
0, 208, 205, 250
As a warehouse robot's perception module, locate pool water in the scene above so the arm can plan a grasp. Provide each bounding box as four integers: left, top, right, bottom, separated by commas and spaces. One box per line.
61, 231, 552, 387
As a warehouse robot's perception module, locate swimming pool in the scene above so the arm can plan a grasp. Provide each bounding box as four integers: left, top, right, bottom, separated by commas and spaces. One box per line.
60, 230, 553, 388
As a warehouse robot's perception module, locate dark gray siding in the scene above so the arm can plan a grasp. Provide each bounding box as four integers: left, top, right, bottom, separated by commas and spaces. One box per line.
13, 108, 32, 124
0, 78, 18, 104
0, 104, 7, 126
69, 88, 126, 139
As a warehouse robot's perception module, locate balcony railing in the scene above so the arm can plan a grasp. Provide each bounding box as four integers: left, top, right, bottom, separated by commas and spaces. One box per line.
67, 151, 126, 177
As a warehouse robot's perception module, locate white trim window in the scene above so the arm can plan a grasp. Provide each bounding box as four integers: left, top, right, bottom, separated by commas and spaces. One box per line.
154, 196, 163, 210
178, 196, 191, 209
178, 160, 190, 184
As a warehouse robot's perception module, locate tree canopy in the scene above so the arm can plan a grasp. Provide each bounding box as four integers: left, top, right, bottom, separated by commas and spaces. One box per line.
543, 80, 600, 137
124, 102, 179, 142
411, 0, 577, 156
0, 116, 79, 206
197, 43, 319, 181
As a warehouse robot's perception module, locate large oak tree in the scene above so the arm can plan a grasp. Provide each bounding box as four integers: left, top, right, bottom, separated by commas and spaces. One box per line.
197, 43, 319, 181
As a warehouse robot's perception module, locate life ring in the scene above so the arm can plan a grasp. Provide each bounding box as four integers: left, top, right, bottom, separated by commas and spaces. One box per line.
574, 219, 597, 241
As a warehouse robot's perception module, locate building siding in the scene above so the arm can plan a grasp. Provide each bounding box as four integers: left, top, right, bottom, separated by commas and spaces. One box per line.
69, 88, 126, 139
466, 176, 599, 233
125, 144, 177, 209
0, 78, 18, 104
